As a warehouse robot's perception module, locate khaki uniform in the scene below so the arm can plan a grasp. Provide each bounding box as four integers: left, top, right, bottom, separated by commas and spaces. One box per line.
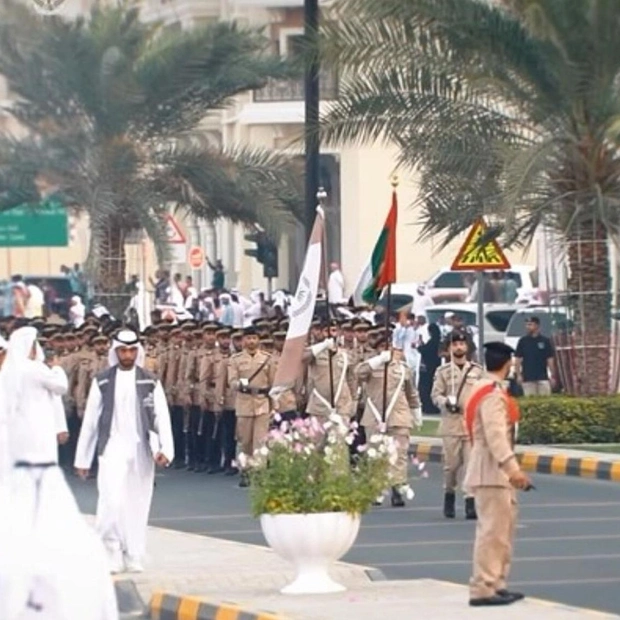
143, 344, 160, 377
463, 376, 521, 600
305, 349, 354, 419
214, 348, 238, 470
74, 353, 108, 418
176, 346, 194, 409
228, 350, 275, 461
197, 347, 218, 411
357, 359, 420, 485
162, 344, 182, 405
432, 361, 483, 494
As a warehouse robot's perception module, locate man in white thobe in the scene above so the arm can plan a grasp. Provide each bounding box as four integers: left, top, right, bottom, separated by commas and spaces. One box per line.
0, 327, 118, 620
75, 330, 174, 574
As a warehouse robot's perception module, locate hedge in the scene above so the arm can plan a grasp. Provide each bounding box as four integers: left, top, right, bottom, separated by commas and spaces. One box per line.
517, 396, 620, 445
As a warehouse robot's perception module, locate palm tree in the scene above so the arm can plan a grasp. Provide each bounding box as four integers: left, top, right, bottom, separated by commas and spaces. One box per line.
0, 1, 302, 315
320, 0, 620, 395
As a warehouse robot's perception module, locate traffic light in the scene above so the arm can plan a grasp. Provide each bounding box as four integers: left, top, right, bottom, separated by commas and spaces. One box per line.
262, 240, 278, 279
244, 228, 279, 279
244, 230, 266, 263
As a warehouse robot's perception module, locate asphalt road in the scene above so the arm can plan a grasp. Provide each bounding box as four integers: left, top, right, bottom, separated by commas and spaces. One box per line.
69, 464, 620, 616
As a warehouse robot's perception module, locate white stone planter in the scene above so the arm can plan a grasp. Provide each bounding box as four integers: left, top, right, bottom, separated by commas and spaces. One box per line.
260, 511, 361, 595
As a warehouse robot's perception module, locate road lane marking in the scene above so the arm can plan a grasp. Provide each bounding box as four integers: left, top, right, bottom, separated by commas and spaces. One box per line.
148, 502, 620, 522
351, 534, 620, 549
373, 553, 620, 567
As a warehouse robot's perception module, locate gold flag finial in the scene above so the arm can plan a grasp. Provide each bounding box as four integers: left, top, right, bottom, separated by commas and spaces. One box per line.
390, 174, 399, 188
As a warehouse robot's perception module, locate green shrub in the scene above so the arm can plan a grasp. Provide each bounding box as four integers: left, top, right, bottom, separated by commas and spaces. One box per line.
518, 396, 620, 444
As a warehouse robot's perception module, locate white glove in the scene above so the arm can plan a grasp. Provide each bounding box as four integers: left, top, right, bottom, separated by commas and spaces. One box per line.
413, 407, 423, 429
368, 350, 391, 371
310, 338, 335, 357
239, 378, 249, 388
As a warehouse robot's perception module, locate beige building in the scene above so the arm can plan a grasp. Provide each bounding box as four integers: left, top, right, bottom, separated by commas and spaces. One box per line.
0, 0, 533, 292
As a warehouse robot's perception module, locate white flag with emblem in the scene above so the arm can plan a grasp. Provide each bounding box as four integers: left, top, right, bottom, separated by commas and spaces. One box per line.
270, 207, 325, 396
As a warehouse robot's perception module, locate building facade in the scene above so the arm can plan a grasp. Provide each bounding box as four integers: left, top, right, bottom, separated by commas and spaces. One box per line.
0, 0, 534, 293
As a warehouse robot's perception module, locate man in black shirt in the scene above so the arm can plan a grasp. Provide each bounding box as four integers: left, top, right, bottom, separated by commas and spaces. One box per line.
515, 316, 556, 396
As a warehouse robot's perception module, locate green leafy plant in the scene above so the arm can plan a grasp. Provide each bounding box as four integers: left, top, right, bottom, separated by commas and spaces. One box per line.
518, 396, 620, 444
245, 415, 402, 517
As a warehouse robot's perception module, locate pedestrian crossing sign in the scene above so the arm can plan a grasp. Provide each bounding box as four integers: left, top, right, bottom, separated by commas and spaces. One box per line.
451, 218, 511, 271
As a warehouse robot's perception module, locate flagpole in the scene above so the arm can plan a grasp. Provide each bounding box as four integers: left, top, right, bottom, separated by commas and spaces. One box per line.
382, 175, 399, 423
317, 187, 335, 408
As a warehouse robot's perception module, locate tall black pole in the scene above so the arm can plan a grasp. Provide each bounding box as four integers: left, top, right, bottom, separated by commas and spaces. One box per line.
304, 0, 320, 243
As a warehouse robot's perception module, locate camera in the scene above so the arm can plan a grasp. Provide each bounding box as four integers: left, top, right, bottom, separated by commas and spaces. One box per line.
446, 396, 460, 414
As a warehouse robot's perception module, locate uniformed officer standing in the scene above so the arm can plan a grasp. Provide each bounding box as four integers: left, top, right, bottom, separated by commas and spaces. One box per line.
196, 323, 219, 473
357, 332, 422, 506
464, 342, 531, 607
162, 326, 185, 468
304, 321, 353, 420
142, 327, 161, 376
432, 331, 483, 519
213, 327, 238, 475
228, 327, 275, 487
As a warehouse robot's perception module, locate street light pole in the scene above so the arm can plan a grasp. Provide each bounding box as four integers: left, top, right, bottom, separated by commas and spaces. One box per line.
304, 0, 320, 243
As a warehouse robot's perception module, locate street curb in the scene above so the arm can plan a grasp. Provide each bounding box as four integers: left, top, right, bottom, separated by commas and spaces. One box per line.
149, 592, 289, 620
410, 442, 620, 481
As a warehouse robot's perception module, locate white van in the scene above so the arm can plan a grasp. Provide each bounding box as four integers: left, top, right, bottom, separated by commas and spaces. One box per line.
425, 303, 519, 344
425, 265, 539, 304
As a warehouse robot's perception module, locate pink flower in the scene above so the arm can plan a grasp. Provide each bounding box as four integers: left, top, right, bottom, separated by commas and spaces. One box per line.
357, 444, 368, 453
274, 413, 283, 423
294, 443, 303, 453
411, 457, 419, 466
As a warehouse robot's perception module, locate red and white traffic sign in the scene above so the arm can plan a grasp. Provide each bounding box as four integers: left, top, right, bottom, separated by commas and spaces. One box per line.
188, 246, 204, 269
165, 215, 186, 244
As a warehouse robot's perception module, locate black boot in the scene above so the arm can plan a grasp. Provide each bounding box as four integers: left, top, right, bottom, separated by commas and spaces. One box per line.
238, 472, 250, 488
443, 492, 456, 519
391, 487, 405, 507
465, 497, 477, 520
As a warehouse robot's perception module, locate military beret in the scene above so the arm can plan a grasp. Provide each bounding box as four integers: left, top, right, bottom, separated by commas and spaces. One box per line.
448, 330, 468, 343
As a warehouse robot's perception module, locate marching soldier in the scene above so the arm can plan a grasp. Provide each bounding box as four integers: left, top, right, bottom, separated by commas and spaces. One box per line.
304, 320, 353, 420
213, 327, 238, 475
228, 326, 275, 487
432, 330, 483, 519
464, 342, 531, 607
357, 331, 422, 506
350, 320, 375, 447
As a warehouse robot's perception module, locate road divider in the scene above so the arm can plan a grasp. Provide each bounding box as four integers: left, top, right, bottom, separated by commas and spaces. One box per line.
150, 592, 289, 620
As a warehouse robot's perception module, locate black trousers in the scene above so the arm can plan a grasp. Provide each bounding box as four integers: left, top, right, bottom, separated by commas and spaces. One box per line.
221, 409, 237, 468
58, 408, 80, 468
170, 405, 185, 465
203, 411, 224, 469
188, 406, 204, 468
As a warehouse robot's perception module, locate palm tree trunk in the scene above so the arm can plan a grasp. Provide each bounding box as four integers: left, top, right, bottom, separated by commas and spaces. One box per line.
94, 216, 130, 320
556, 222, 612, 395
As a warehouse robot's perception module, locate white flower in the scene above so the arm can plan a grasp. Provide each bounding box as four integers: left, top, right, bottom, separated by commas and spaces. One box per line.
345, 434, 355, 446
325, 446, 333, 457
367, 448, 378, 459
259, 446, 269, 457
237, 453, 248, 468
303, 446, 313, 455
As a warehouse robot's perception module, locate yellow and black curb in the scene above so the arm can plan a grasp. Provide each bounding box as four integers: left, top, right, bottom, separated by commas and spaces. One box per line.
410, 442, 620, 481
150, 592, 289, 620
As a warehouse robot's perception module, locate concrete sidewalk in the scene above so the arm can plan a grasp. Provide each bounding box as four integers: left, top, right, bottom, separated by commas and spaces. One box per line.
411, 436, 620, 481
123, 525, 618, 620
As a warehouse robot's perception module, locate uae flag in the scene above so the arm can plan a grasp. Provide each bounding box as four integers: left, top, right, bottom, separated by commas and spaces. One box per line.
352, 190, 398, 305
270, 207, 325, 397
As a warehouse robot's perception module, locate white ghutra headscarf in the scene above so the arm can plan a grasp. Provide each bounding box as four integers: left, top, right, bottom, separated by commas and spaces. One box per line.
108, 329, 145, 368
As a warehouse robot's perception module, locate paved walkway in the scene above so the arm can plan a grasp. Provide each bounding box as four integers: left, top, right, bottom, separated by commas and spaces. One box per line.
121, 525, 619, 619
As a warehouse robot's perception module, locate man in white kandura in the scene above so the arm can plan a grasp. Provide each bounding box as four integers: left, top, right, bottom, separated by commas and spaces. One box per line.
0, 327, 118, 620
75, 330, 174, 574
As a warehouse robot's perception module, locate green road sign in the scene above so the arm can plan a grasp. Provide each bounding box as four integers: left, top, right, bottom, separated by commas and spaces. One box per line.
0, 199, 68, 247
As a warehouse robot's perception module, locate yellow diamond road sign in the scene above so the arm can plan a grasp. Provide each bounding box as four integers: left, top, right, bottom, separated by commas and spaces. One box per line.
451, 218, 511, 271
